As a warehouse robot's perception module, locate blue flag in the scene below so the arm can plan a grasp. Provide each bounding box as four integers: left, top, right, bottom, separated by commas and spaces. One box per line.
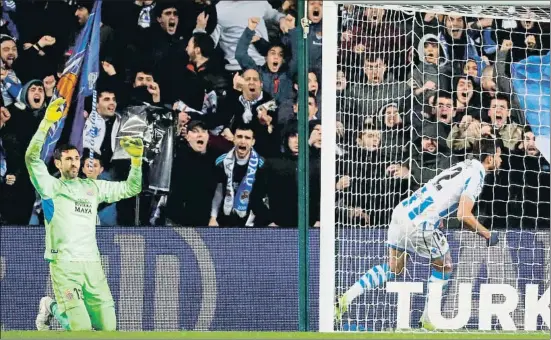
69, 0, 102, 151
511, 52, 550, 162
40, 0, 102, 163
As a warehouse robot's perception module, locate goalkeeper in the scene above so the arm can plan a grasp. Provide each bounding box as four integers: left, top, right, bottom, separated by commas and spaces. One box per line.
336, 138, 502, 330
28, 98, 143, 331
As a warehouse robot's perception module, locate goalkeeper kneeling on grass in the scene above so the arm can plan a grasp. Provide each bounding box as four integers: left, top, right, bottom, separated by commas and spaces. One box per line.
28, 98, 143, 331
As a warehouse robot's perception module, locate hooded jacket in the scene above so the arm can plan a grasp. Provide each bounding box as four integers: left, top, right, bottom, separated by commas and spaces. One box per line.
0, 80, 46, 224
165, 143, 219, 226
413, 34, 453, 105
256, 122, 320, 226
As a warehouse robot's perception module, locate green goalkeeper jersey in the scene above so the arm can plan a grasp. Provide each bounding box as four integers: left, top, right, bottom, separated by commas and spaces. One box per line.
25, 120, 142, 262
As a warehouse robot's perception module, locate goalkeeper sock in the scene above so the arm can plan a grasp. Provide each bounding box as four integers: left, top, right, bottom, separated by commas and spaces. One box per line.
344, 263, 395, 302
421, 269, 451, 321
50, 301, 70, 331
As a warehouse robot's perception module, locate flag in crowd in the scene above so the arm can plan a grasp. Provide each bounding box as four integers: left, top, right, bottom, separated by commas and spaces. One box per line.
69, 0, 102, 152
512, 52, 551, 163
40, 0, 102, 162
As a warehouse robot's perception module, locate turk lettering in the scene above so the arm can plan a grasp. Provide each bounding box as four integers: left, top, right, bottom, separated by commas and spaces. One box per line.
74, 199, 93, 214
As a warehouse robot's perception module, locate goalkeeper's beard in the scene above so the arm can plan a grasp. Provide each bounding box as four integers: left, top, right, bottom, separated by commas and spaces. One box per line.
62, 167, 80, 179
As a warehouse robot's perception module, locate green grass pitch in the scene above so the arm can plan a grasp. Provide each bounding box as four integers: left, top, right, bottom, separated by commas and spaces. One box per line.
1, 331, 549, 339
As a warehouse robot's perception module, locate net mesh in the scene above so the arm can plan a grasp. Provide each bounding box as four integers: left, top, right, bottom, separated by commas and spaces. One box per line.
333, 3, 550, 332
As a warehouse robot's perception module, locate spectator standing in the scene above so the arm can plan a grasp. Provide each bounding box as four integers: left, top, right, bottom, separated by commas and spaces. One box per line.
236, 17, 296, 104
165, 120, 218, 227
217, 68, 280, 157
195, 1, 291, 73
256, 121, 320, 227
1, 79, 50, 224
209, 124, 266, 227
173, 32, 228, 115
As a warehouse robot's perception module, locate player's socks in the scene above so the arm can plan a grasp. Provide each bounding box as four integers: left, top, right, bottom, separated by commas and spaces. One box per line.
420, 269, 451, 326
50, 301, 71, 331
344, 263, 396, 302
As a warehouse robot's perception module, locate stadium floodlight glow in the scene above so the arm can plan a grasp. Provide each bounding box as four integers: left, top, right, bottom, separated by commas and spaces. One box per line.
319, 0, 550, 333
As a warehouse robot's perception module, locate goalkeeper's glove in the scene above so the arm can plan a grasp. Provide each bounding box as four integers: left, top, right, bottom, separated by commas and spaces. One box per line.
120, 136, 144, 167
44, 97, 65, 123
486, 231, 499, 247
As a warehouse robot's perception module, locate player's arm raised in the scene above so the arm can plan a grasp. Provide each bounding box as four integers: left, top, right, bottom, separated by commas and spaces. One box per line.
457, 194, 498, 246
96, 137, 143, 204
25, 98, 64, 198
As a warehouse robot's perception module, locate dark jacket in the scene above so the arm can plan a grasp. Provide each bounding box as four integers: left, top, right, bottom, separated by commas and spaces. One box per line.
337, 144, 408, 227
506, 149, 550, 229
282, 21, 322, 72
174, 59, 229, 113
0, 95, 42, 224
133, 26, 188, 104
410, 121, 455, 189
256, 124, 321, 226
165, 143, 219, 226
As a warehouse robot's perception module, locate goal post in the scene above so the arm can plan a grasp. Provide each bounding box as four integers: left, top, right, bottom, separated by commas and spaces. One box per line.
319, 0, 339, 332
319, 1, 550, 333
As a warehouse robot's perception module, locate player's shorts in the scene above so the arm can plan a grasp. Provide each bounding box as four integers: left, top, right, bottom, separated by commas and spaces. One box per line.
49, 261, 114, 314
386, 206, 450, 260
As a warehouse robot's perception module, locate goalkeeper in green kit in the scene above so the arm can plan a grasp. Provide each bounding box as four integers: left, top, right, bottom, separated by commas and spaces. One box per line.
28, 98, 143, 331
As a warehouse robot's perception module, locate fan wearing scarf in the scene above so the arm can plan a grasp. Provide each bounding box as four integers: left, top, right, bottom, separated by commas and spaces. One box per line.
218, 68, 280, 158
209, 123, 266, 227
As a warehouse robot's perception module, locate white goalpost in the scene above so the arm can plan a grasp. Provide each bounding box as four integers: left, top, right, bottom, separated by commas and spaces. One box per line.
319, 1, 550, 333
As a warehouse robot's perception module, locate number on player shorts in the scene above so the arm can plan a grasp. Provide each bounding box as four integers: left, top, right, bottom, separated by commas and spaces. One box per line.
73, 287, 83, 300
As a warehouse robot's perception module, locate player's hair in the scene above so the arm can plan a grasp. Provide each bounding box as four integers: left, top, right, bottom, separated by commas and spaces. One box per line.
472, 137, 502, 163
54, 144, 80, 161
191, 32, 214, 58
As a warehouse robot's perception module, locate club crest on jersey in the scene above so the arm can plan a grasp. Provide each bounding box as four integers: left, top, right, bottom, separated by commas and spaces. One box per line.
64, 289, 74, 301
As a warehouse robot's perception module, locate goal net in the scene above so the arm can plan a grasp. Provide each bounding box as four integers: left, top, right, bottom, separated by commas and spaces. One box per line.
319, 1, 550, 333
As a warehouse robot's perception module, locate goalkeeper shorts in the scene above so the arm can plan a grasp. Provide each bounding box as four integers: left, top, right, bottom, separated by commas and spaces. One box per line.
387, 207, 450, 260
49, 261, 114, 314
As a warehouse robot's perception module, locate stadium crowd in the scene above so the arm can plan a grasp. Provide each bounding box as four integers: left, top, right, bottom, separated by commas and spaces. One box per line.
0, 0, 549, 230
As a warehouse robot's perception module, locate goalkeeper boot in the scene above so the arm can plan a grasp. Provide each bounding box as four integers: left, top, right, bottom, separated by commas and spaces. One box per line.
35, 296, 54, 331
334, 295, 349, 323
419, 311, 436, 331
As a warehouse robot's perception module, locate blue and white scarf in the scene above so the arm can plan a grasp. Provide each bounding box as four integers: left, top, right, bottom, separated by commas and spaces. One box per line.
238, 92, 263, 124
138, 2, 155, 28
222, 148, 259, 218
0, 137, 6, 179
1, 70, 22, 107
83, 114, 106, 155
